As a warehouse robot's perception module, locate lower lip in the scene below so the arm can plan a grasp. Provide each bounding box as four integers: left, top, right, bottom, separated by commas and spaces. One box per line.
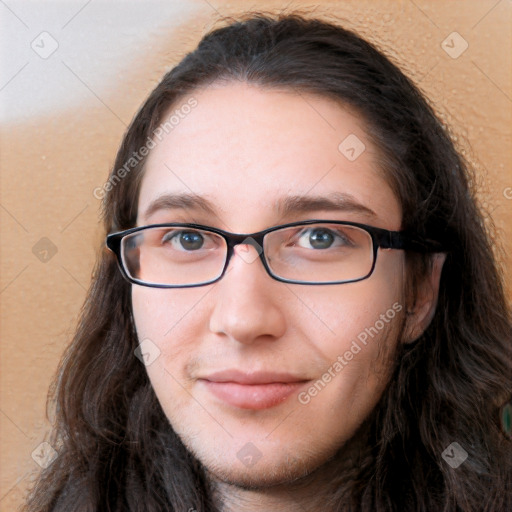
200, 380, 308, 410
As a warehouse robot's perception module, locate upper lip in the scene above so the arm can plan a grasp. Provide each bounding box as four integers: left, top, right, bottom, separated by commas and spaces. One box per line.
200, 370, 309, 385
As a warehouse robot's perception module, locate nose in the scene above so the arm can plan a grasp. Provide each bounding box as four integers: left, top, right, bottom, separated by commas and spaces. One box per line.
208, 244, 287, 345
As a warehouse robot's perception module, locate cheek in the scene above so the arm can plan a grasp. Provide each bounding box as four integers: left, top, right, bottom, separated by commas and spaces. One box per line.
292, 252, 405, 403
292, 250, 405, 347
131, 287, 189, 382
131, 286, 201, 341
131, 287, 201, 430
131, 286, 208, 386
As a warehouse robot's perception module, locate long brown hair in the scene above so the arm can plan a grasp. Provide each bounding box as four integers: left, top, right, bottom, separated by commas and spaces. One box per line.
24, 12, 512, 511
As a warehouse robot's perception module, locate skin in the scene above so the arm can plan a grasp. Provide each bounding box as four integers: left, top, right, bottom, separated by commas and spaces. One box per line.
131, 82, 442, 511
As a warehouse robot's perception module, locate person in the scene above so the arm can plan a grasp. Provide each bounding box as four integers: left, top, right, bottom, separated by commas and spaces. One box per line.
24, 12, 512, 512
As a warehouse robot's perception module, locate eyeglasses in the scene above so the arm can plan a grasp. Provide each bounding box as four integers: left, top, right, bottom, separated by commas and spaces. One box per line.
106, 220, 443, 288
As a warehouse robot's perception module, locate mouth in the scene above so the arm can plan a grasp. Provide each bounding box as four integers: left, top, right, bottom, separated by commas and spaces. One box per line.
198, 370, 311, 410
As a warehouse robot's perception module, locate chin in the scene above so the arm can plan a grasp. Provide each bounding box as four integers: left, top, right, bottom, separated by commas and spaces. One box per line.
180, 433, 338, 490
207, 457, 316, 490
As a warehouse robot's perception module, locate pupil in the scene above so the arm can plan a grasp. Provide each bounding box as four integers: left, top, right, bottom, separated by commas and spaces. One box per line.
309, 229, 333, 249
180, 231, 203, 250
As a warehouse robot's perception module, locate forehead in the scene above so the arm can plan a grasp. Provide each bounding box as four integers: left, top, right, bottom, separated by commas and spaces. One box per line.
137, 82, 401, 231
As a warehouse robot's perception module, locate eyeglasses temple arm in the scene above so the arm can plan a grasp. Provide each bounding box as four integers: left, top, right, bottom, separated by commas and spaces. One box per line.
382, 231, 446, 253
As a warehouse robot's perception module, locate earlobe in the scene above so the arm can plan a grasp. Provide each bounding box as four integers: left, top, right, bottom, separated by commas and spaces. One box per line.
403, 253, 446, 344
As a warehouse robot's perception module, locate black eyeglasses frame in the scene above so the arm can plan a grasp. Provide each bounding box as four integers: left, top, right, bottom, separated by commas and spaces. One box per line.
106, 219, 445, 288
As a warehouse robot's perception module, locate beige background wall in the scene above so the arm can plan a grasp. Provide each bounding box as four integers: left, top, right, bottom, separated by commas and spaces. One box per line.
1, 0, 510, 509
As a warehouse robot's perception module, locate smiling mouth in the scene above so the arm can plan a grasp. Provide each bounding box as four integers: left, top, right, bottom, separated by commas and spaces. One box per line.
198, 371, 311, 410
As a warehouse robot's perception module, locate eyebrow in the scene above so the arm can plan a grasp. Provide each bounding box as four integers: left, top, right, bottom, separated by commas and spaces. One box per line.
143, 192, 218, 219
141, 191, 377, 221
277, 192, 376, 219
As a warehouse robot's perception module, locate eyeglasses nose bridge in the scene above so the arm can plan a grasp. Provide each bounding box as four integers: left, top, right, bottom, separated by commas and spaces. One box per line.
222, 233, 267, 273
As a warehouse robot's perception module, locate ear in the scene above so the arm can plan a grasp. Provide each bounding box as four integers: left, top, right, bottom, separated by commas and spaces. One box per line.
403, 253, 446, 344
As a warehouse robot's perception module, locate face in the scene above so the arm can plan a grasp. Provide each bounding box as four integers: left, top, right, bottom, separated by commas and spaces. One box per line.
131, 82, 407, 487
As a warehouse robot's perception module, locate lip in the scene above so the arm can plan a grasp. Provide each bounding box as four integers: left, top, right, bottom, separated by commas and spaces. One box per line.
202, 369, 308, 385
198, 370, 310, 410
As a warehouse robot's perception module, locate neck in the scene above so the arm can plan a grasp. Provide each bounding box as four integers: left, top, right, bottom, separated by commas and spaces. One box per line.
208, 422, 373, 512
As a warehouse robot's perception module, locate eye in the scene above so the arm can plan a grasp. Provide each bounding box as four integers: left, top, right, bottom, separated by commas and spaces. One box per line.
295, 226, 354, 250
161, 229, 207, 251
